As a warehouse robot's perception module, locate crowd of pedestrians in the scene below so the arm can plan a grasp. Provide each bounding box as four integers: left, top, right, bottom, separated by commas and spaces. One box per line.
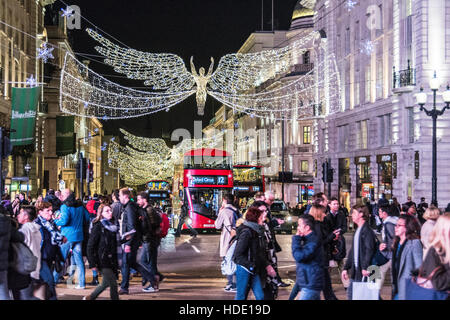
228, 192, 449, 300
0, 185, 449, 300
0, 187, 169, 300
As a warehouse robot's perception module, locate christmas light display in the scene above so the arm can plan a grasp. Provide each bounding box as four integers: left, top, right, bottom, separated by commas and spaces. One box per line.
60, 52, 195, 119
345, 0, 357, 11
26, 75, 38, 87
61, 7, 74, 18
37, 42, 54, 63
120, 129, 172, 155
361, 39, 375, 55
81, 28, 323, 118
107, 139, 174, 185
60, 24, 342, 120
106, 127, 226, 185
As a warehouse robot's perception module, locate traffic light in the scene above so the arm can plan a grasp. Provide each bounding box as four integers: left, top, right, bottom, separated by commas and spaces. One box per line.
322, 161, 334, 183
76, 157, 87, 179
326, 166, 334, 183
88, 162, 94, 183
322, 162, 327, 183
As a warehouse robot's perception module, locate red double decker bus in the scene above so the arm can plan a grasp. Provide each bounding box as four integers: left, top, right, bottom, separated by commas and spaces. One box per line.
181, 148, 233, 230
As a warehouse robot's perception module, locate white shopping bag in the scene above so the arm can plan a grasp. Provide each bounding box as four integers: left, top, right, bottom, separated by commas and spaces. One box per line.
352, 277, 380, 300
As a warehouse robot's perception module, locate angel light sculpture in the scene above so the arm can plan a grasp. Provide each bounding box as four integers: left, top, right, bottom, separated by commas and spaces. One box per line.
190, 56, 214, 115
60, 28, 331, 120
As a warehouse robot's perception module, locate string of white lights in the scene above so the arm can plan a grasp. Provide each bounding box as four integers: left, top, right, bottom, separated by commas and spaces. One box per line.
107, 139, 174, 185
209, 30, 318, 94
60, 52, 195, 119
85, 28, 326, 119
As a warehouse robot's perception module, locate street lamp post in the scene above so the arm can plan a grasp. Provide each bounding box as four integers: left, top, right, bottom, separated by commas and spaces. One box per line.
24, 163, 31, 198
416, 72, 450, 206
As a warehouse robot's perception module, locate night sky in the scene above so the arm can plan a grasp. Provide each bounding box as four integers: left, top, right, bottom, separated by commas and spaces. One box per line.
62, 0, 299, 141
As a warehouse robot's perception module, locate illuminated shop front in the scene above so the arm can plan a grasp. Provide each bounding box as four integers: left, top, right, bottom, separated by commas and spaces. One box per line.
377, 153, 396, 201
355, 156, 373, 204
338, 158, 351, 210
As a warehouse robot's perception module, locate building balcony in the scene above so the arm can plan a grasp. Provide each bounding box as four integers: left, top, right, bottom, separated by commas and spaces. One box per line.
286, 63, 314, 77
393, 62, 416, 93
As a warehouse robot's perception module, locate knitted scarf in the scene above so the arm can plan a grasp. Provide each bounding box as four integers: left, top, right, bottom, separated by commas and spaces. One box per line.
37, 216, 64, 245
101, 218, 119, 233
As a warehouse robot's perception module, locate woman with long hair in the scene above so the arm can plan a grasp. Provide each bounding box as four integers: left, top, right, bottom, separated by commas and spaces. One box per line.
416, 213, 450, 294
420, 206, 441, 255
311, 204, 339, 300
84, 204, 119, 300
391, 214, 423, 300
233, 207, 276, 300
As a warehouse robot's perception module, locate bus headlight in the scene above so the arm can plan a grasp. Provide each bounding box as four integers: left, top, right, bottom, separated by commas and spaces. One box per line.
187, 218, 193, 225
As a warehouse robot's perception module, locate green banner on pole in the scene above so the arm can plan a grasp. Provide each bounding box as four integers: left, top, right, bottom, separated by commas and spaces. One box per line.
56, 116, 75, 156
10, 87, 40, 146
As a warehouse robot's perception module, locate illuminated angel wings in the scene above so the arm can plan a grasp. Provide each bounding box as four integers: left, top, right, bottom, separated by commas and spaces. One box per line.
60, 28, 339, 120
87, 29, 195, 92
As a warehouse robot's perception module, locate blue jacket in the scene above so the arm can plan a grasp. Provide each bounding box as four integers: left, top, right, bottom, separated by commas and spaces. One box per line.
292, 232, 324, 291
55, 195, 90, 242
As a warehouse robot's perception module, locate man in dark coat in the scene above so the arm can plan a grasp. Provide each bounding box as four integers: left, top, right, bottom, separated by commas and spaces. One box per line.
403, 196, 416, 210
118, 188, 153, 295
342, 205, 377, 300
324, 197, 347, 280
416, 197, 428, 224
137, 192, 163, 292
0, 206, 24, 300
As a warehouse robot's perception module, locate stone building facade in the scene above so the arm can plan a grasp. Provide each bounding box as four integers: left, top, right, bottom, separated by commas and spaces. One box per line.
0, 1, 104, 198
310, 0, 450, 208
0, 0, 46, 197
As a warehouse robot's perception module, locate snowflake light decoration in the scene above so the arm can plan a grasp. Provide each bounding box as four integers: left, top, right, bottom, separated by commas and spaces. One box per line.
26, 75, 38, 87
61, 7, 74, 18
361, 40, 374, 55
345, 0, 357, 12
37, 42, 55, 63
